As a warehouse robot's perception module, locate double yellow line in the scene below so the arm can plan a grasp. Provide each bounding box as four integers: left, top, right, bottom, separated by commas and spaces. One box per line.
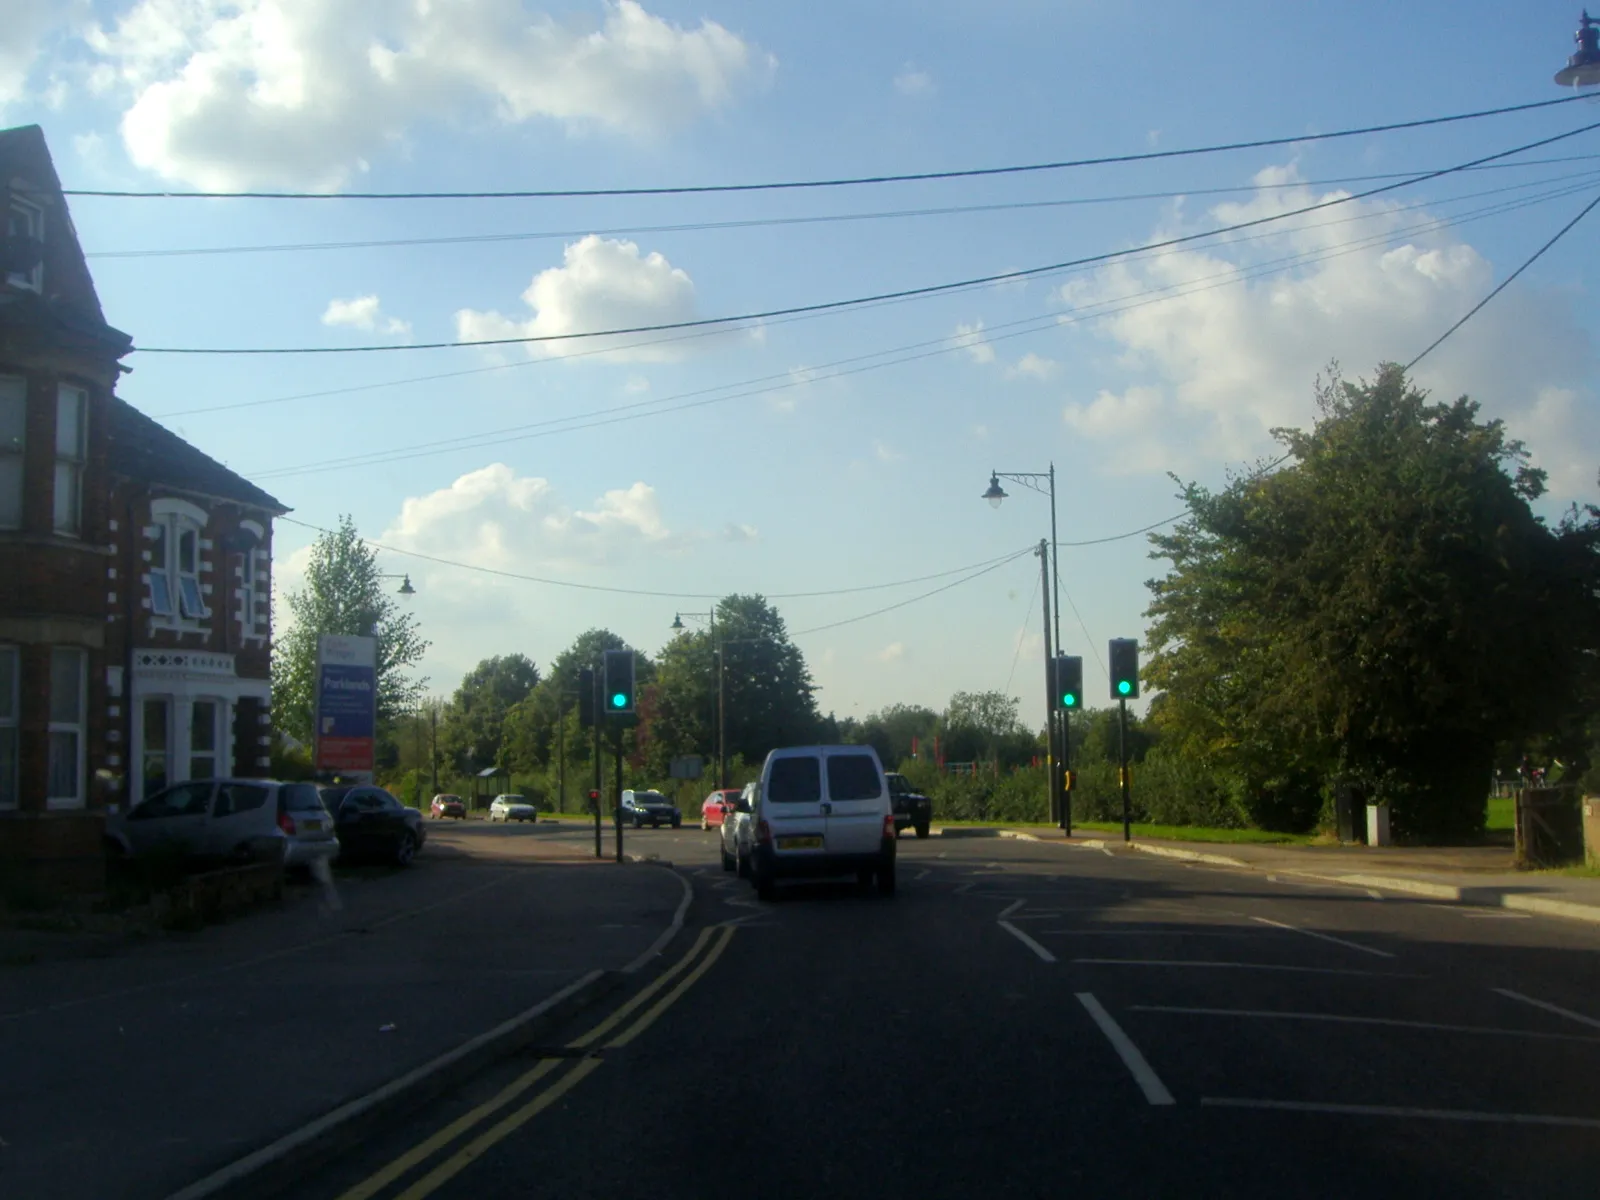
337, 923, 738, 1200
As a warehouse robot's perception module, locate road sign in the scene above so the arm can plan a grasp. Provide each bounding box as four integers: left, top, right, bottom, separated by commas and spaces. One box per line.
670, 755, 705, 780
315, 634, 377, 775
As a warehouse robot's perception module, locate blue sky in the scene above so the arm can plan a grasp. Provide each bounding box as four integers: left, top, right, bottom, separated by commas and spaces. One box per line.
5, 1, 1598, 728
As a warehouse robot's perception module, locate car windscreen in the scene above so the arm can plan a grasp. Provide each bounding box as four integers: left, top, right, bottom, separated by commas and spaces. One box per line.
766, 756, 821, 804
283, 784, 326, 812
826, 754, 882, 802
320, 787, 352, 807
635, 793, 667, 804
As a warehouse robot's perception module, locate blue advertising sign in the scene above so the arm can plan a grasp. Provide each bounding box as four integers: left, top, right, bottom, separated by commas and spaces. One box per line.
315, 635, 377, 774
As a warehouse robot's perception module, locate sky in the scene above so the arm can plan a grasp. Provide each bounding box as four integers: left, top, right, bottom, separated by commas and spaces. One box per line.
5, 1, 1599, 730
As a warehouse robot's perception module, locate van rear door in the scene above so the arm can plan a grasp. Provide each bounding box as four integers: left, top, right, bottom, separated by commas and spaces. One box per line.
821, 749, 888, 856
763, 753, 826, 857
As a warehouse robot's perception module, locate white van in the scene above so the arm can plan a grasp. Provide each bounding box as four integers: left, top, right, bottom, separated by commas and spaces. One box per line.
747, 745, 896, 901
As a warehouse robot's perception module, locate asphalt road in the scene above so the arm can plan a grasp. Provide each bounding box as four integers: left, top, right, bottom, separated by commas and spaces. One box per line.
294, 824, 1600, 1200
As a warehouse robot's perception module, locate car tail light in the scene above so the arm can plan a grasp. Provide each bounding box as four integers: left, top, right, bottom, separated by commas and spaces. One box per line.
882, 814, 896, 839
756, 819, 772, 845
278, 811, 296, 836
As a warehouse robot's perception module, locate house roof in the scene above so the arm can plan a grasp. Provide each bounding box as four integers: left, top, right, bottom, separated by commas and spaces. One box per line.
108, 397, 289, 515
0, 125, 129, 351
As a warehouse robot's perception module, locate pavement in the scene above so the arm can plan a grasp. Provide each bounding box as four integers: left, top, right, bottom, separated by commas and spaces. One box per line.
997, 829, 1600, 923
284, 823, 1600, 1200
0, 821, 689, 1200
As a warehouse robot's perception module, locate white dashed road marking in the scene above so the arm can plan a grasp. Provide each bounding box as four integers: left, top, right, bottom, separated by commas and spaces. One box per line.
1076, 993, 1175, 1106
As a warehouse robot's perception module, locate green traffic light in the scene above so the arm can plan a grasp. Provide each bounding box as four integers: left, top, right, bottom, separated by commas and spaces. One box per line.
1117, 680, 1132, 696
1062, 693, 1076, 707
611, 693, 627, 708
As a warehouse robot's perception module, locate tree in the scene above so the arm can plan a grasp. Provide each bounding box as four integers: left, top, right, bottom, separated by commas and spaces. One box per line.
1145, 364, 1600, 839
272, 515, 429, 746
439, 654, 541, 774
942, 690, 1036, 766
854, 703, 940, 767
502, 629, 652, 775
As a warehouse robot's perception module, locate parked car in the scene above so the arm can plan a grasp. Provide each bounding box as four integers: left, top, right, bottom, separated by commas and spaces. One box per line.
620, 789, 681, 828
276, 781, 341, 871
106, 778, 292, 867
700, 787, 743, 831
430, 794, 466, 820
720, 781, 757, 875
885, 772, 933, 839
319, 785, 427, 866
489, 794, 538, 823
746, 746, 896, 901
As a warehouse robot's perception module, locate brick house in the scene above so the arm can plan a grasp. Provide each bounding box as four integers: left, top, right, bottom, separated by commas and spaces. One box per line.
0, 125, 286, 891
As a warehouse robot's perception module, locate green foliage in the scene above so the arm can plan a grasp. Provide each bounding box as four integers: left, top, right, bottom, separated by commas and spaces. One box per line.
271, 515, 429, 745
1145, 364, 1600, 842
440, 654, 541, 774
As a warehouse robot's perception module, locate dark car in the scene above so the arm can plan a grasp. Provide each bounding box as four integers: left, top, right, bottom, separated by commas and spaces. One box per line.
319, 785, 427, 866
885, 772, 933, 839
620, 789, 681, 828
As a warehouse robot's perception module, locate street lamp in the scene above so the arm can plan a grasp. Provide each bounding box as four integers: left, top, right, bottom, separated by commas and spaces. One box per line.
1555, 10, 1600, 87
983, 464, 1070, 833
378, 572, 416, 599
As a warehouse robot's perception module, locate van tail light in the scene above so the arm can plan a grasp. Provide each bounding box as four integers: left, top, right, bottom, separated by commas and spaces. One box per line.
883, 814, 896, 840
277, 811, 296, 836
756, 819, 772, 845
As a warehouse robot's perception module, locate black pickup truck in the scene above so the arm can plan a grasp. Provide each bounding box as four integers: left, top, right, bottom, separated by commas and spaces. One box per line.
885, 772, 932, 839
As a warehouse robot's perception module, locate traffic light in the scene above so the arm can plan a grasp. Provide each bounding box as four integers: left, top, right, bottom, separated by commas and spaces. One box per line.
1053, 655, 1083, 710
577, 667, 595, 726
603, 648, 636, 714
1109, 638, 1140, 700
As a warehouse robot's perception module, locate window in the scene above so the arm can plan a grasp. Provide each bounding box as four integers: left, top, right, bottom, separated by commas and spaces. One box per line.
213, 783, 268, 817
133, 781, 211, 820
0, 645, 17, 810
177, 528, 206, 618
766, 755, 821, 804
47, 648, 86, 808
53, 385, 86, 536
148, 524, 173, 616
0, 375, 23, 529
6, 198, 43, 292
240, 548, 268, 634
283, 785, 327, 814
826, 754, 883, 802
142, 697, 171, 799
189, 700, 219, 780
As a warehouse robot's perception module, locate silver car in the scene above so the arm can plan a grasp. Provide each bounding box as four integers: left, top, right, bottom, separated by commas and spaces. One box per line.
720, 781, 757, 876
489, 794, 538, 823
107, 778, 293, 867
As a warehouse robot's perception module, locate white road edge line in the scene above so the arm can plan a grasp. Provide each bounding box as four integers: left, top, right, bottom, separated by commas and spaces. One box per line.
998, 920, 1057, 963
998, 899, 1025, 919
621, 866, 693, 975
1076, 993, 1175, 1106
1101, 848, 1114, 858
913, 867, 931, 880
1129, 1005, 1600, 1043
1200, 1098, 1600, 1129
1492, 988, 1600, 1031
1249, 915, 1395, 959
1071, 959, 1410, 977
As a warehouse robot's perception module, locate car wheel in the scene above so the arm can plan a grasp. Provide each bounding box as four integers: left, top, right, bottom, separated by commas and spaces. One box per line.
915, 819, 931, 840
634, 816, 644, 829
672, 817, 682, 829
876, 857, 896, 897
736, 847, 750, 879
720, 844, 735, 872
395, 832, 418, 867
701, 817, 709, 831
755, 868, 776, 902
856, 868, 874, 889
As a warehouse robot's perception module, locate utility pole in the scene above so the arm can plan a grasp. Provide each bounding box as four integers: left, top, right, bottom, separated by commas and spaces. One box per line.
1036, 539, 1056, 823
592, 667, 603, 860
614, 723, 625, 864
556, 708, 565, 815
1119, 697, 1131, 843
429, 704, 438, 797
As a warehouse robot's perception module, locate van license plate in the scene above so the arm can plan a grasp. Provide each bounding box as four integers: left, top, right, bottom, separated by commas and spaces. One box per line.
778, 836, 822, 850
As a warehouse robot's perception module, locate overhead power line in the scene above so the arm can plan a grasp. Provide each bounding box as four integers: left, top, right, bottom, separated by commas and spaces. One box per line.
66, 94, 1589, 201
84, 155, 1600, 260
791, 551, 1037, 637
1406, 187, 1600, 369
129, 119, 1600, 356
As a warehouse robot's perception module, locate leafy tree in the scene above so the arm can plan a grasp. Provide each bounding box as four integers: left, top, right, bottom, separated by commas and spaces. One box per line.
1145, 364, 1600, 839
272, 515, 429, 746
941, 690, 1039, 766
855, 703, 941, 767
440, 654, 541, 774
502, 629, 652, 775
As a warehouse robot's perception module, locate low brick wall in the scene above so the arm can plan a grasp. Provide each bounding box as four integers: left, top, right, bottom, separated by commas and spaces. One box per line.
0, 811, 107, 896
150, 862, 284, 928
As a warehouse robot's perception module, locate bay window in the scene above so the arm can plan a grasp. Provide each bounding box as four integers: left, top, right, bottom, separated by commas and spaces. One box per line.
47, 647, 86, 808
54, 384, 86, 536
143, 697, 170, 798
0, 375, 23, 530
189, 699, 219, 780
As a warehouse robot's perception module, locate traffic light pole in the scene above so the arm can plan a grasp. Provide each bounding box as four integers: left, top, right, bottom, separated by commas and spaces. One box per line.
614, 723, 625, 864
1119, 697, 1131, 843
592, 667, 603, 860
1035, 540, 1057, 824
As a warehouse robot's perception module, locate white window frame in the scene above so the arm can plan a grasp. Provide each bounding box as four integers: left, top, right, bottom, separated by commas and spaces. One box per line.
0, 374, 23, 531
147, 499, 210, 626
6, 196, 43, 293
189, 697, 222, 781
239, 520, 267, 638
53, 383, 87, 537
46, 647, 87, 810
141, 695, 172, 801
0, 644, 18, 811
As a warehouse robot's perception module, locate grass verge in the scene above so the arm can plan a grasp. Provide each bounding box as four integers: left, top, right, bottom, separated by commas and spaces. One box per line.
1072, 821, 1316, 845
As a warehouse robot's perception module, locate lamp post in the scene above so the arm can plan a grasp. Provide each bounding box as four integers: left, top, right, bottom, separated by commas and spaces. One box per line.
1555, 10, 1600, 86
378, 573, 417, 598
984, 466, 1071, 833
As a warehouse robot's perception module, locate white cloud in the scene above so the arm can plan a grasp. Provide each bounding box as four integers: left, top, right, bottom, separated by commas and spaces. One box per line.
723, 522, 759, 543
894, 65, 933, 96
873, 440, 902, 463
769, 366, 817, 413
877, 642, 906, 664
951, 320, 995, 364
1006, 352, 1060, 381
455, 235, 697, 362
382, 463, 686, 571
321, 294, 411, 336
1058, 163, 1600, 499
623, 375, 650, 395
84, 0, 775, 190
0, 0, 71, 116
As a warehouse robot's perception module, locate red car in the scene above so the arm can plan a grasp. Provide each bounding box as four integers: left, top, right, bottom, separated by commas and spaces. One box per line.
700, 788, 743, 831
430, 794, 466, 820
